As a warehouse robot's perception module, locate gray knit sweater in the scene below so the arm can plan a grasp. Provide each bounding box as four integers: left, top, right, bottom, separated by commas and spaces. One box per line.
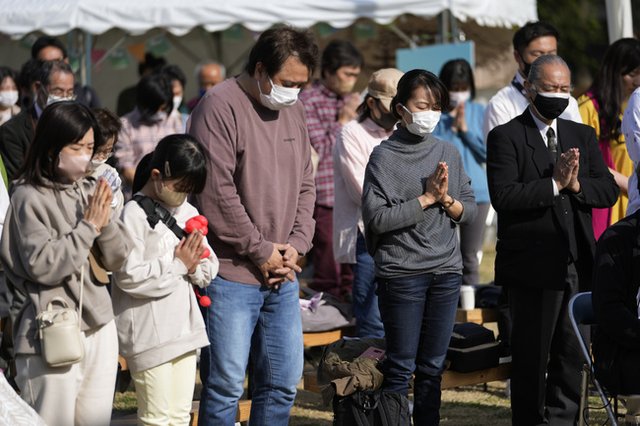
362, 127, 476, 278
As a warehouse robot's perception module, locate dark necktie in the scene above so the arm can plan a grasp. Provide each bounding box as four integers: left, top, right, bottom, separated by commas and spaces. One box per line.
546, 127, 557, 164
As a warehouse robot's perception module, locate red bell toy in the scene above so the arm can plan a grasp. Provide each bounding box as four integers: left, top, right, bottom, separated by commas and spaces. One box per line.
185, 215, 212, 307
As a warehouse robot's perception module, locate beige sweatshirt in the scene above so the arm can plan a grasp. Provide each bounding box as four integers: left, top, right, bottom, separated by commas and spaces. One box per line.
112, 198, 218, 373
0, 178, 132, 355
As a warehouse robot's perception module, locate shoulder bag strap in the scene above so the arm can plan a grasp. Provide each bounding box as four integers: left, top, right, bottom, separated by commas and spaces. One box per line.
133, 194, 185, 240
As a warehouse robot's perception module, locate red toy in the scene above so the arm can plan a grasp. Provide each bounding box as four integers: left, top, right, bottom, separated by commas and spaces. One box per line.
185, 215, 212, 307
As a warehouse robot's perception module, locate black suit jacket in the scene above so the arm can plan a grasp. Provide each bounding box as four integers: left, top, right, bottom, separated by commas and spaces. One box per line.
0, 106, 36, 182
487, 108, 618, 290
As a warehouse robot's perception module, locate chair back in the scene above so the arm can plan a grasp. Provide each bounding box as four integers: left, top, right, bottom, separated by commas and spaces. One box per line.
569, 292, 596, 327
568, 291, 619, 425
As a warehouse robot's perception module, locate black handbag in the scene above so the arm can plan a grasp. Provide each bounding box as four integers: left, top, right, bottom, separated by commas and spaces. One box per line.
333, 390, 411, 426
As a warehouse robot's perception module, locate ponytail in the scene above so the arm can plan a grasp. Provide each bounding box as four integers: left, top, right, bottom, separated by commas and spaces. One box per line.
132, 153, 154, 193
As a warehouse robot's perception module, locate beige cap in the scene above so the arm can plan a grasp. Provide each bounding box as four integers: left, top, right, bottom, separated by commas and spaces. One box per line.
367, 68, 404, 111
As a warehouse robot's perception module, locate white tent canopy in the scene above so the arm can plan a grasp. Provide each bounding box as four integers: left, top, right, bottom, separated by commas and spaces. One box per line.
0, 0, 537, 38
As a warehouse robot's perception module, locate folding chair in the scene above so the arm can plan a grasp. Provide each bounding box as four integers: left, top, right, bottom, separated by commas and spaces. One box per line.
568, 292, 618, 426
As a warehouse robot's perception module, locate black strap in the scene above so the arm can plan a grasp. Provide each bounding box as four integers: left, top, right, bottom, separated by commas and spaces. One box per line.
133, 195, 186, 240
511, 76, 527, 97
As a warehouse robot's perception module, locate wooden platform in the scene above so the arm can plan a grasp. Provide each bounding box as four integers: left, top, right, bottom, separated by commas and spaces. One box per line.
303, 328, 347, 347
189, 400, 251, 425
455, 308, 499, 325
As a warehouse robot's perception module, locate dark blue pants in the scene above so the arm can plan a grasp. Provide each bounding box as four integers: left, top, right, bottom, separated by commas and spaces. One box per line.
377, 272, 461, 426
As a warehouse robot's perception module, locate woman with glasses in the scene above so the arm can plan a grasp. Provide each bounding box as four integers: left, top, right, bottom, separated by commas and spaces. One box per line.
91, 108, 124, 216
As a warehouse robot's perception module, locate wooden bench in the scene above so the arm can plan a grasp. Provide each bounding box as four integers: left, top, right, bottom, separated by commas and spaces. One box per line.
303, 327, 352, 347
455, 308, 499, 325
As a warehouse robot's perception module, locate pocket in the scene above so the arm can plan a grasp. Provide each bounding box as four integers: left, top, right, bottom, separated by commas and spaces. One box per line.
379, 277, 425, 303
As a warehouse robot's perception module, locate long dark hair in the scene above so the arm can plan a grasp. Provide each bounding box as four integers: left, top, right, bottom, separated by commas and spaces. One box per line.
439, 59, 476, 100
590, 38, 640, 140
132, 134, 207, 194
21, 101, 101, 187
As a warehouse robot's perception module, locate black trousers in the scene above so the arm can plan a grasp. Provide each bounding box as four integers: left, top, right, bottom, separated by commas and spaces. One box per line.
508, 262, 582, 426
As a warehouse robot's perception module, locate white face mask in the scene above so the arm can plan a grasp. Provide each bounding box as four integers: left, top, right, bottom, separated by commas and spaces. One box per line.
150, 111, 168, 122
0, 90, 18, 108
257, 76, 300, 110
91, 158, 107, 169
173, 96, 183, 112
46, 94, 75, 106
57, 152, 91, 182
449, 90, 471, 108
402, 105, 441, 136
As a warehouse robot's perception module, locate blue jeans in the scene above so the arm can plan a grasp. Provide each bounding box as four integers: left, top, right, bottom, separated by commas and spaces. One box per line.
352, 232, 384, 339
377, 272, 461, 426
198, 276, 303, 426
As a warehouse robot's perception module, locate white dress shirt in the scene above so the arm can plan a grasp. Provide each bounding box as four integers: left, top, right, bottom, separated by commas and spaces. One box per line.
529, 110, 560, 196
622, 87, 640, 215
483, 72, 583, 141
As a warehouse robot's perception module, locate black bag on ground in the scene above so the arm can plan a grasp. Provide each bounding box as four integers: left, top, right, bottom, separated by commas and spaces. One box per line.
447, 322, 500, 373
333, 390, 411, 426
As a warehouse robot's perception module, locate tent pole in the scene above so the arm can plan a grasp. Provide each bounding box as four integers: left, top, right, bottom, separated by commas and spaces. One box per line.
84, 32, 92, 87
439, 10, 450, 43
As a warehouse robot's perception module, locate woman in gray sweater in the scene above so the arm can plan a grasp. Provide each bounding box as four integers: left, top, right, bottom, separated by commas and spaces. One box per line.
362, 69, 476, 425
0, 101, 131, 426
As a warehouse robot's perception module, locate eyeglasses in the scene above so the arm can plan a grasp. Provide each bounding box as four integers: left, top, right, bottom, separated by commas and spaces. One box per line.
47, 87, 76, 98
94, 151, 114, 160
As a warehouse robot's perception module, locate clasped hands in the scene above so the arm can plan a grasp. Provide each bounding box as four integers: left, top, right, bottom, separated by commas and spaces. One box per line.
418, 162, 454, 209
553, 148, 581, 193
259, 243, 301, 288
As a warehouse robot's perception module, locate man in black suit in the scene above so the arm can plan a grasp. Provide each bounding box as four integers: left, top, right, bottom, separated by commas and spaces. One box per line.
0, 60, 75, 181
487, 54, 619, 426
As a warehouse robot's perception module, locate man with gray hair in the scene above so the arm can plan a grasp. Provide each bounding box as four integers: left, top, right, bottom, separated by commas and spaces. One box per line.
487, 54, 618, 425
0, 60, 75, 181
186, 60, 226, 111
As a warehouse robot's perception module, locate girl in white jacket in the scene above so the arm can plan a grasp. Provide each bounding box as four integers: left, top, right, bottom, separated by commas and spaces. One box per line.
112, 134, 219, 426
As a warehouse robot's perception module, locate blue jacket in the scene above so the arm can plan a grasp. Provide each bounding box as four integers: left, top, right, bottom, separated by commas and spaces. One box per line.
433, 100, 489, 204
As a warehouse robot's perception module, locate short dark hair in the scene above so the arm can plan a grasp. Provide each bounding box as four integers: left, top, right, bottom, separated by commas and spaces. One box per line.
245, 26, 319, 78
136, 72, 173, 119
31, 36, 68, 60
391, 69, 449, 120
93, 108, 122, 150
0, 67, 17, 87
162, 64, 187, 90
21, 101, 101, 187
132, 134, 208, 194
36, 60, 74, 87
439, 59, 476, 100
512, 21, 559, 55
321, 40, 364, 78
17, 59, 41, 108
139, 53, 167, 77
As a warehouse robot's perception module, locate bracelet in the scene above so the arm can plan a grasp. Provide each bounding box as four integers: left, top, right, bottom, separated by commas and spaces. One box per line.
441, 196, 455, 209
